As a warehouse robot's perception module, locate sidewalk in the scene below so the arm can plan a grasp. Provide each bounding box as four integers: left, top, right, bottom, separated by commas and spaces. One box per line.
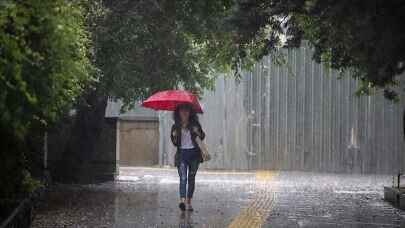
32, 167, 405, 227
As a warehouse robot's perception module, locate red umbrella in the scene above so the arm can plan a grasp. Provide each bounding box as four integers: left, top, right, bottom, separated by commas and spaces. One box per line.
141, 90, 203, 113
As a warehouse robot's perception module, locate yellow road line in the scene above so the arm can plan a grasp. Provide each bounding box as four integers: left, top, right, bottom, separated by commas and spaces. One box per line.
228, 170, 278, 228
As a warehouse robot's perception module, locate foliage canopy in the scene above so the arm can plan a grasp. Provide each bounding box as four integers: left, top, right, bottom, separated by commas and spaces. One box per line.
0, 0, 92, 135
90, 0, 240, 108
230, 0, 405, 99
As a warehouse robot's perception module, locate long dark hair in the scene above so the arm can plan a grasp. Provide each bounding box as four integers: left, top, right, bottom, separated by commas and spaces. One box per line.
173, 103, 199, 127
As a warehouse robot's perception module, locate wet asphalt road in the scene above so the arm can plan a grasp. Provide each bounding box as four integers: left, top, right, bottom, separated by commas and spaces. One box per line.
32, 167, 405, 228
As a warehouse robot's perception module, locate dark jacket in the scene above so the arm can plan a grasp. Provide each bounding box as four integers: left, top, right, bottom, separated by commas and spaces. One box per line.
170, 121, 205, 167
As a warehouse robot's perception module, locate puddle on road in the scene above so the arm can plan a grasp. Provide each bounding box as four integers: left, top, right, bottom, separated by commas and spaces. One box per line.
116, 176, 140, 182
33, 169, 403, 227
33, 170, 255, 228
333, 190, 380, 194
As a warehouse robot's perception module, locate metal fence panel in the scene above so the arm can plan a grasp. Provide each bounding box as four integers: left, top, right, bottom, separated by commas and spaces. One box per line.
159, 45, 405, 174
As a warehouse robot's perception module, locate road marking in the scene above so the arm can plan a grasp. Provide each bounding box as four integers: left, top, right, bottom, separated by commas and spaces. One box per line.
228, 170, 277, 228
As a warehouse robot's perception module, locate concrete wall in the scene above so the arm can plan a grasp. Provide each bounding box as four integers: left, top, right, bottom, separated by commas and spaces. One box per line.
118, 118, 159, 167
106, 100, 161, 167
160, 46, 405, 174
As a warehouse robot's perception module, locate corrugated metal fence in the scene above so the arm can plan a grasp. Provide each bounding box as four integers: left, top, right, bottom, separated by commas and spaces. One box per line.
159, 46, 405, 174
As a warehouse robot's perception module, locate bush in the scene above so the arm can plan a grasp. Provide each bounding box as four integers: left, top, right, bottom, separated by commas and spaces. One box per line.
0, 0, 92, 201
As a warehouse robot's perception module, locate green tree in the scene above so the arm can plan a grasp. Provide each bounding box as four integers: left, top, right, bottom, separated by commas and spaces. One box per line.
55, 0, 240, 182
95, 0, 237, 103
0, 0, 92, 199
229, 0, 405, 99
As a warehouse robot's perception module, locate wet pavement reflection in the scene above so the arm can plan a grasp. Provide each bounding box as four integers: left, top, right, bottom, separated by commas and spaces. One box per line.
33, 167, 255, 227
32, 167, 405, 227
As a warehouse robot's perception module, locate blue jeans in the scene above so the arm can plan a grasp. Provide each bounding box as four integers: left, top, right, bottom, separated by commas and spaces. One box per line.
177, 148, 200, 198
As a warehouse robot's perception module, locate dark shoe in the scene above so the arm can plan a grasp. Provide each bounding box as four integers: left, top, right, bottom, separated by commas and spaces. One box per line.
179, 202, 186, 211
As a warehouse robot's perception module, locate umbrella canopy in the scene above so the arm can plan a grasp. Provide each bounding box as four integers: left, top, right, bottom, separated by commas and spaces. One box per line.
141, 90, 203, 113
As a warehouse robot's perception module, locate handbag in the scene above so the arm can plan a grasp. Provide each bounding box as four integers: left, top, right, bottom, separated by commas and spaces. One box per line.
195, 136, 211, 161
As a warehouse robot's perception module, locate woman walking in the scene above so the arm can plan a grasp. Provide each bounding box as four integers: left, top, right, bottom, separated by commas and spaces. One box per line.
170, 103, 205, 212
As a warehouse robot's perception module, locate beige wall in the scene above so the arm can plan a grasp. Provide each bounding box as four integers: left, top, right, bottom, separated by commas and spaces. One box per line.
119, 119, 159, 166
